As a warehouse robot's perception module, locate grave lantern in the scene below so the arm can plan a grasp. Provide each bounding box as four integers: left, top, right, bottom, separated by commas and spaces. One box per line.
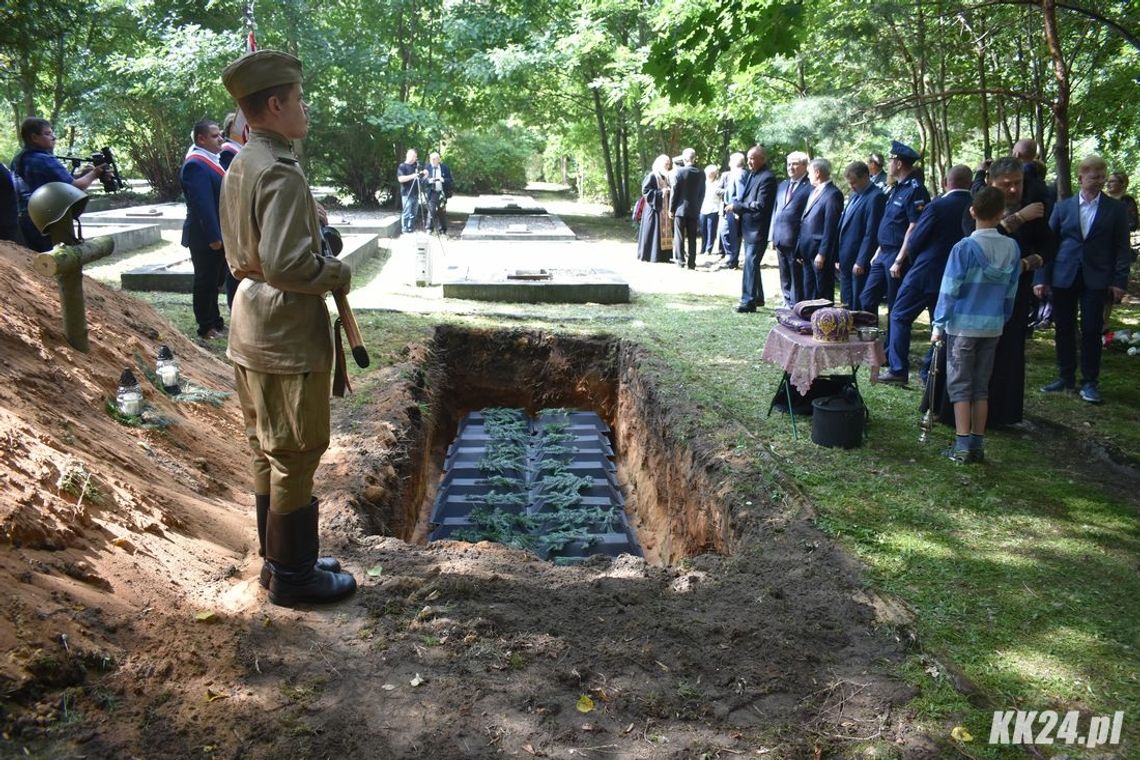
155, 345, 181, 395
116, 368, 143, 417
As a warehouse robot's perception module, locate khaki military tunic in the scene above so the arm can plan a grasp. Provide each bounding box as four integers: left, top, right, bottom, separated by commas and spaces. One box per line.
220, 128, 349, 374
219, 128, 349, 512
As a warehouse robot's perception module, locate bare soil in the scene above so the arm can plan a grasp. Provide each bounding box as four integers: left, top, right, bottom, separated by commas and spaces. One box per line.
0, 240, 931, 759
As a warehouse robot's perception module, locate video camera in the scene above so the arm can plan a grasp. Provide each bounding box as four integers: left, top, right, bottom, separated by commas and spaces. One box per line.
59, 147, 126, 193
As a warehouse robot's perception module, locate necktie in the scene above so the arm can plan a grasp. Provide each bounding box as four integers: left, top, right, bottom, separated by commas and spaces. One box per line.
786, 180, 796, 205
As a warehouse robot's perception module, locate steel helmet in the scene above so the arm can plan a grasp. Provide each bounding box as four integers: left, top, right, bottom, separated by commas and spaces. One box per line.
28, 182, 88, 234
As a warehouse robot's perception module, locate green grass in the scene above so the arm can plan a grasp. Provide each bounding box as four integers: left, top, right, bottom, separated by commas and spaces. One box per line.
133, 210, 1139, 756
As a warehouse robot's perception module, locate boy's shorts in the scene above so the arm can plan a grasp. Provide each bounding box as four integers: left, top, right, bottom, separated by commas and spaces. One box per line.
946, 334, 999, 403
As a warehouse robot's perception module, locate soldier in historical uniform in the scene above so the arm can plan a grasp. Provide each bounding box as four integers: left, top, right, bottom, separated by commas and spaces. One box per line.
220, 49, 356, 607
859, 140, 930, 320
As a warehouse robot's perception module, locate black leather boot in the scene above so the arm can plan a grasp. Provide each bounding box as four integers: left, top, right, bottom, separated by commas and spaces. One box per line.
256, 494, 341, 588
265, 498, 356, 607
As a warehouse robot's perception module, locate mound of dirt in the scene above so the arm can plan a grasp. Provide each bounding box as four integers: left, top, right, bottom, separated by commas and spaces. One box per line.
0, 240, 926, 758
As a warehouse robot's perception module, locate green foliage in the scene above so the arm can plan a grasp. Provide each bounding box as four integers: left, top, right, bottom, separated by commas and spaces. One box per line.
3, 0, 1136, 215
446, 123, 538, 194
646, 0, 806, 105
99, 25, 234, 200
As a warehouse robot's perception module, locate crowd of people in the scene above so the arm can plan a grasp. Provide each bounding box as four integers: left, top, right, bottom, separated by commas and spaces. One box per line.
636, 139, 1137, 460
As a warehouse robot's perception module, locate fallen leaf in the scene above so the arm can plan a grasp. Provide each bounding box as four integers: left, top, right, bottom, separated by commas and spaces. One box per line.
622, 723, 634, 734
204, 688, 228, 702
367, 565, 383, 577
950, 725, 973, 742
410, 673, 425, 687
381, 684, 396, 691
110, 537, 135, 553
195, 610, 216, 623
522, 744, 535, 755
576, 695, 594, 713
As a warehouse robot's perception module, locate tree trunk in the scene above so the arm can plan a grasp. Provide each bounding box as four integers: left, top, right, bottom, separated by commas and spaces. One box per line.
51, 33, 66, 124
1041, 0, 1071, 198
591, 85, 620, 216
619, 114, 630, 213
975, 13, 992, 158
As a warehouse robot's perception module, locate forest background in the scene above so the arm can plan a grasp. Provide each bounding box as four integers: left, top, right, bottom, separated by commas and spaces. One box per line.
1, 0, 1137, 217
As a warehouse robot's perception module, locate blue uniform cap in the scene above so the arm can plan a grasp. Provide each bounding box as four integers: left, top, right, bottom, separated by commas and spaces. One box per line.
889, 140, 920, 164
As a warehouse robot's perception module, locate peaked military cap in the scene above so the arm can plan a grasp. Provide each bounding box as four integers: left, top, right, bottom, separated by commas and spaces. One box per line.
888, 140, 921, 164
222, 50, 303, 100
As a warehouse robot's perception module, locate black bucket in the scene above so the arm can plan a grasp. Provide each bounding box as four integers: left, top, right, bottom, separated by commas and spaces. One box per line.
811, 394, 865, 448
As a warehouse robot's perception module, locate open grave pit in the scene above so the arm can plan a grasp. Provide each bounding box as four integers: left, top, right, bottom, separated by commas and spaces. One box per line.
350, 325, 737, 566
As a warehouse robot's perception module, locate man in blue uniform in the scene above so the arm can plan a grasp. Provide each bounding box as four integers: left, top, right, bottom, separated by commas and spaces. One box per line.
859, 140, 930, 319
837, 161, 886, 310
181, 119, 228, 339
882, 164, 974, 383
11, 117, 105, 252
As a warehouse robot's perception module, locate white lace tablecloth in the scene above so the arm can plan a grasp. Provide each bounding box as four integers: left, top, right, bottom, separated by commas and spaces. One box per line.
761, 325, 885, 394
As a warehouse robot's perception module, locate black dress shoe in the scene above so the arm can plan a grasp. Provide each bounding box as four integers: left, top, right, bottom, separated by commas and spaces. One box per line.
735, 304, 756, 313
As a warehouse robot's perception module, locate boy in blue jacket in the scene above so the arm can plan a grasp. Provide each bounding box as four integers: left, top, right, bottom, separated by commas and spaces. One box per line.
931, 187, 1022, 463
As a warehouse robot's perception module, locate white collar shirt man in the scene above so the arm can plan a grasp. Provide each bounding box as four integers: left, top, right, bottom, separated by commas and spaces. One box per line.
1078, 192, 1100, 239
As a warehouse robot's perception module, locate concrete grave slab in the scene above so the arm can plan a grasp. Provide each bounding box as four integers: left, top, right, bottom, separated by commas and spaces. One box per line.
80, 224, 162, 254
442, 265, 629, 304
471, 194, 547, 215
460, 214, 576, 241
121, 233, 381, 292
84, 203, 401, 238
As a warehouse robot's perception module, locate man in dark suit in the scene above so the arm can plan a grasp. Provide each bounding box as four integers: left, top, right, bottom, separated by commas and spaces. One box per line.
717, 151, 746, 269
1037, 155, 1131, 404
670, 147, 704, 269
795, 158, 844, 302
770, 151, 812, 306
424, 151, 454, 235
868, 153, 888, 193
882, 164, 974, 383
725, 145, 777, 311
180, 118, 227, 340
837, 161, 885, 309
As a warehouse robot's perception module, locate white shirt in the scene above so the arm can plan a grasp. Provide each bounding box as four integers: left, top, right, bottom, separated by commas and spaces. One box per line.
1078, 191, 1100, 239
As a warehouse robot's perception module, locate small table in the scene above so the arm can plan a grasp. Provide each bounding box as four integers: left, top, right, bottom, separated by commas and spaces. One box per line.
760, 325, 886, 439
